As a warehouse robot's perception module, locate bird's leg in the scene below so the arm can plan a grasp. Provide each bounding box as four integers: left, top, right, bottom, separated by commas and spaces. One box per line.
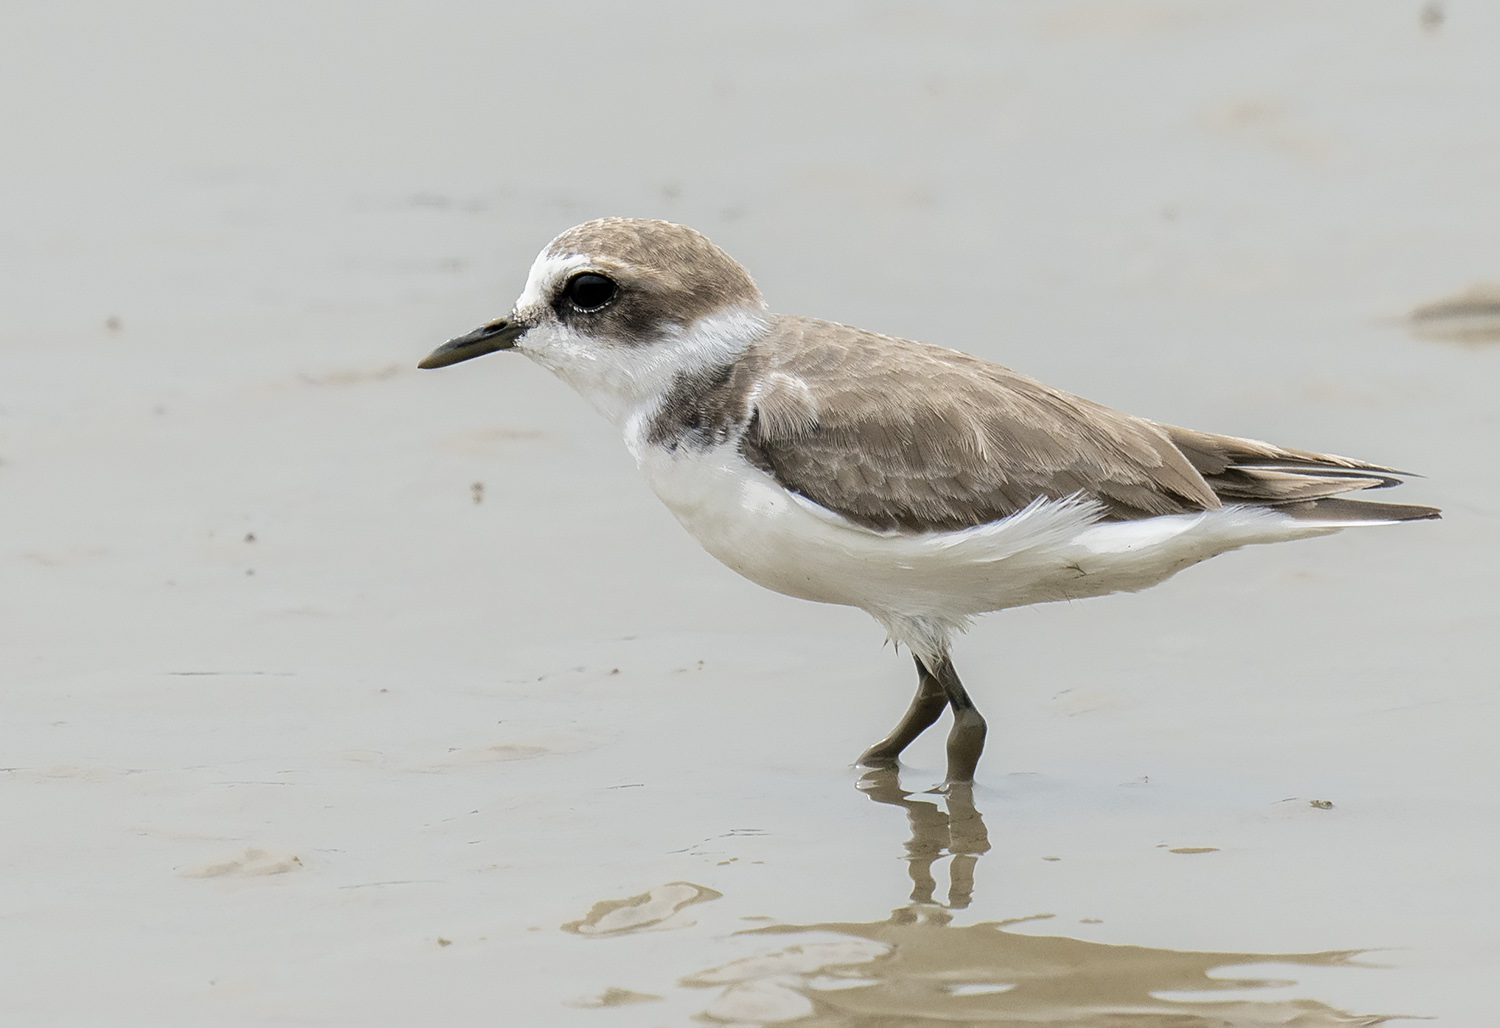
856, 656, 948, 768
932, 655, 987, 783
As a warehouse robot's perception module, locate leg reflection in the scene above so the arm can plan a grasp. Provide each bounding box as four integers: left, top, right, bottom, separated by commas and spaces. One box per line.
857, 766, 990, 910
945, 782, 988, 909
679, 775, 1381, 1026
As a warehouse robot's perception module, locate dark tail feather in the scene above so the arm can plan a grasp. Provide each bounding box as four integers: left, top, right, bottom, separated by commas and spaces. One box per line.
1278, 497, 1442, 524
1156, 423, 1439, 521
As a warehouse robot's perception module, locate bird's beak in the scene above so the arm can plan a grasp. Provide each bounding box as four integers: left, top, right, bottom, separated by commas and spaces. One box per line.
417, 317, 525, 370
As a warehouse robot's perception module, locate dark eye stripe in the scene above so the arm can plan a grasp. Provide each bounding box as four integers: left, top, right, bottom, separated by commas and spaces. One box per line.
564, 273, 617, 312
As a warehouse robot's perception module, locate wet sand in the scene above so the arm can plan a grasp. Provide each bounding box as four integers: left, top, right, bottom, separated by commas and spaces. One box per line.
2, 2, 1497, 1024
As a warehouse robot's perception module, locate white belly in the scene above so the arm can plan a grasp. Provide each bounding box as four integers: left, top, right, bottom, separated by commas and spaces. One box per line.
631, 442, 1338, 632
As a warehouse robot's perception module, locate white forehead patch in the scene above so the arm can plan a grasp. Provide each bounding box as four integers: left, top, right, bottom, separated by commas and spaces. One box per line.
514, 251, 594, 315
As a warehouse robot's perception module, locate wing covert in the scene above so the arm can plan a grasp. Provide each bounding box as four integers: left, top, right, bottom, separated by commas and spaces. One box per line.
741, 316, 1219, 533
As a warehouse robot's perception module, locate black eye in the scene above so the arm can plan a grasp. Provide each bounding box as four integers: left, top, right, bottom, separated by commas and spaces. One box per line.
564, 273, 617, 312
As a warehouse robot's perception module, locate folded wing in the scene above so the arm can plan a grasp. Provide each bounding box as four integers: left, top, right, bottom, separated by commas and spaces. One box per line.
742, 316, 1438, 532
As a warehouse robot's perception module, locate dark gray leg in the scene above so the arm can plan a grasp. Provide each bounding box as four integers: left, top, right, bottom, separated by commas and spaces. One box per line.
931, 656, 987, 783
856, 656, 947, 768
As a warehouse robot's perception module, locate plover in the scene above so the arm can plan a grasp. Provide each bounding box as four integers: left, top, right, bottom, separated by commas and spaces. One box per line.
419, 218, 1438, 782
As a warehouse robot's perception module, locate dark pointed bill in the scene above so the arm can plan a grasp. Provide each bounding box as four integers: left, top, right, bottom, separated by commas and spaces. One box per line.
418, 318, 524, 369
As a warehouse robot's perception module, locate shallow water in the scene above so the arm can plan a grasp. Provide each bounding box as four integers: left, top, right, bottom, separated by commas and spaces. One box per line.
674, 774, 1388, 1027
2, 2, 1497, 1024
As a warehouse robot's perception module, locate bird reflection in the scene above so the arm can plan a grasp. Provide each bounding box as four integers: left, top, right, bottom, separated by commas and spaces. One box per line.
855, 766, 988, 910
679, 767, 1392, 1027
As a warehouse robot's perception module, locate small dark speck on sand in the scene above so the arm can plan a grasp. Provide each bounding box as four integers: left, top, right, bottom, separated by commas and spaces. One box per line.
471, 481, 485, 504
244, 532, 256, 543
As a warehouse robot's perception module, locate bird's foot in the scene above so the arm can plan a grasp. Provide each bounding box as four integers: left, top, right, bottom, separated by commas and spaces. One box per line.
855, 746, 902, 770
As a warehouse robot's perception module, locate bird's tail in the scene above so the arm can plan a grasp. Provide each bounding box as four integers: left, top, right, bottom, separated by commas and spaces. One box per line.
1157, 422, 1441, 524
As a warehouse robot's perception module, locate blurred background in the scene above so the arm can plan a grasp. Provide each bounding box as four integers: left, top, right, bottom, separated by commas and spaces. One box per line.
1, 2, 1495, 1025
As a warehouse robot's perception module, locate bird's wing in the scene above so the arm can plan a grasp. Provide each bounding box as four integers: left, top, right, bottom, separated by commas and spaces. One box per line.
740, 316, 1221, 533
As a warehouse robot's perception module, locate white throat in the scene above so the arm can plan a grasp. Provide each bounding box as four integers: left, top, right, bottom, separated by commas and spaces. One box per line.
516, 305, 770, 431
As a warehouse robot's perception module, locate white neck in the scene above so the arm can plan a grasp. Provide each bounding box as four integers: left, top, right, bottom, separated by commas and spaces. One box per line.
518, 305, 770, 432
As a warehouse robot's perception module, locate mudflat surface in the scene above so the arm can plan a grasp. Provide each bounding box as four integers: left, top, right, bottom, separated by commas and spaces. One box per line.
2, 3, 1496, 1024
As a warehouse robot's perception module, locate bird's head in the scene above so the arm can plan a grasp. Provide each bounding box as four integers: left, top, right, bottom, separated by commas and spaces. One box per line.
419, 218, 769, 425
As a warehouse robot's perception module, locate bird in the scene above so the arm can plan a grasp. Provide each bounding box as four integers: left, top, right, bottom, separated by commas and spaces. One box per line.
418, 218, 1439, 783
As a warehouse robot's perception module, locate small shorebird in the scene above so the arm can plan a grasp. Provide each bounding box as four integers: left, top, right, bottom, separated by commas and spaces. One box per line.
419, 218, 1438, 782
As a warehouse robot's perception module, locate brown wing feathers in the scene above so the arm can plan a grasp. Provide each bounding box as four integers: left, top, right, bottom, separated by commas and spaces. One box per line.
742, 316, 1439, 532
